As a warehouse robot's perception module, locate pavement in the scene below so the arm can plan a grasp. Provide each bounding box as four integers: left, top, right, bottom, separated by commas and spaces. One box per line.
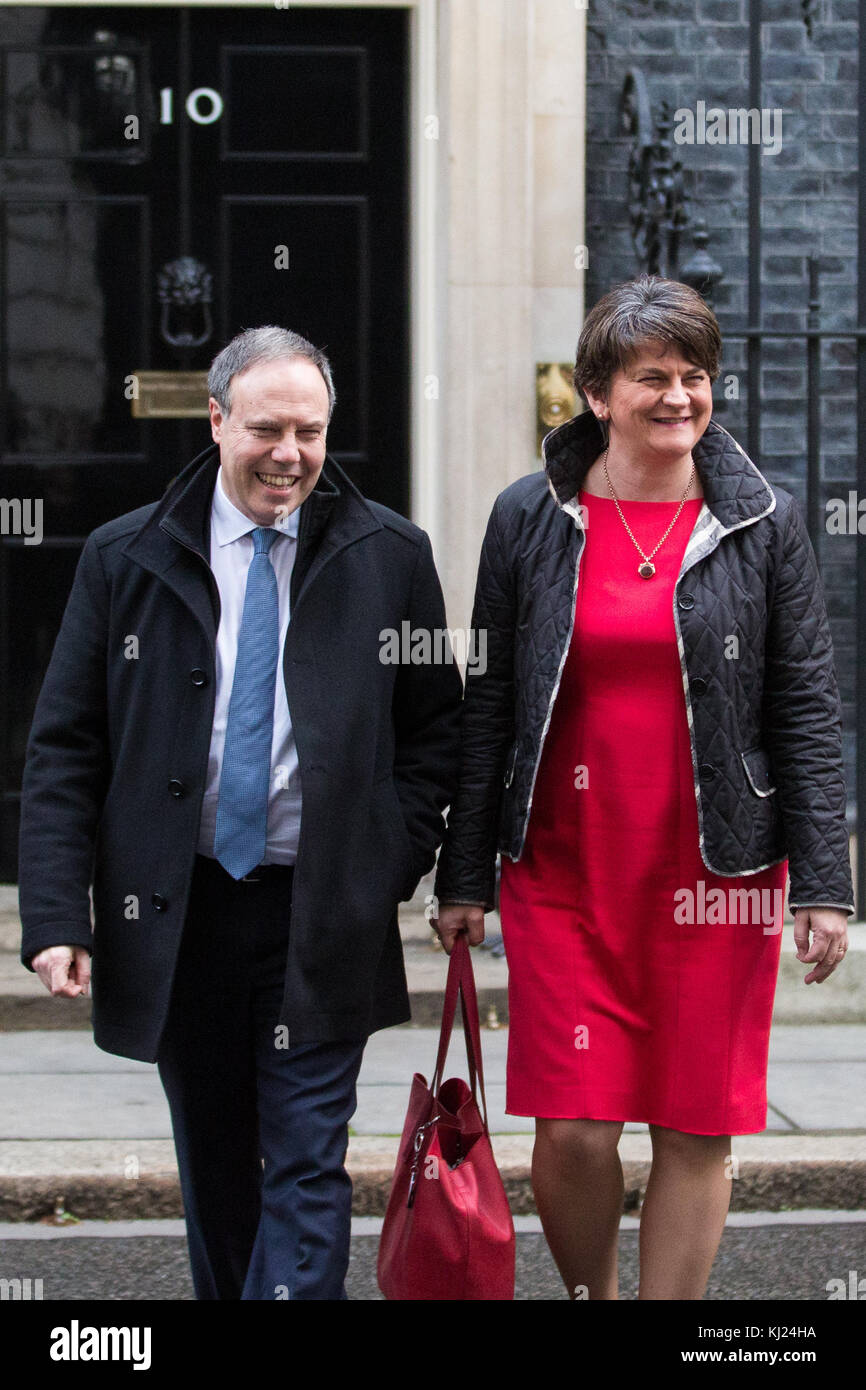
1, 879, 865, 1221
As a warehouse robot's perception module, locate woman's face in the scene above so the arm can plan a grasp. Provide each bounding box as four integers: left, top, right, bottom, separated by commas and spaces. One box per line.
585, 338, 714, 464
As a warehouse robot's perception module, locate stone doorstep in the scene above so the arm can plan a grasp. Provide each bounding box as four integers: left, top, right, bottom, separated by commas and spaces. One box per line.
3, 990, 865, 1032
0, 1135, 863, 1222
1, 924, 865, 1029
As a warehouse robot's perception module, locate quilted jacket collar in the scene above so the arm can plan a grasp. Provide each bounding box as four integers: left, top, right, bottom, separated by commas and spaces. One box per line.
543, 408, 775, 534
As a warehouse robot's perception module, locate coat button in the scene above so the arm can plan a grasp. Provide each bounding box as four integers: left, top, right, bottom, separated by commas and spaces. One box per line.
152, 894, 168, 912
699, 764, 717, 783
691, 677, 708, 696
678, 592, 695, 610
190, 668, 208, 686
168, 778, 186, 798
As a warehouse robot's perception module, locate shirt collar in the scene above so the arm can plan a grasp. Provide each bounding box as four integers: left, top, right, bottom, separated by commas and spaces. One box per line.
213, 466, 301, 546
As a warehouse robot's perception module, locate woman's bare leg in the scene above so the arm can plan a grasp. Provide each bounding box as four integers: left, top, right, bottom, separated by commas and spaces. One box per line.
532, 1118, 625, 1299
638, 1126, 732, 1300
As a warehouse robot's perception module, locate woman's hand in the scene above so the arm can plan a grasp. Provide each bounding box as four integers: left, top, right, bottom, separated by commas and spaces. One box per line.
431, 903, 486, 955
793, 907, 849, 984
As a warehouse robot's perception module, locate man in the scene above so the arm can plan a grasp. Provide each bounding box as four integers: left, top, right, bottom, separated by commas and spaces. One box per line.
18, 326, 462, 1300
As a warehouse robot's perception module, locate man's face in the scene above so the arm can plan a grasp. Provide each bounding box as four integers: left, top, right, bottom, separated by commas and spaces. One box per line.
208, 356, 330, 526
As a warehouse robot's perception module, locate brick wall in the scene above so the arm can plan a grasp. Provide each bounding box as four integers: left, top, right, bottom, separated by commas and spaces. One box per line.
584, 0, 859, 792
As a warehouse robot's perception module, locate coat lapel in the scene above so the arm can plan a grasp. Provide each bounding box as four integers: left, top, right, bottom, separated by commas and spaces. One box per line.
122, 444, 220, 647
288, 458, 383, 617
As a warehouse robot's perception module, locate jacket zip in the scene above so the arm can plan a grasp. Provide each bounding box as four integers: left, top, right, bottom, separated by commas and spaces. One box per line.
515, 500, 586, 857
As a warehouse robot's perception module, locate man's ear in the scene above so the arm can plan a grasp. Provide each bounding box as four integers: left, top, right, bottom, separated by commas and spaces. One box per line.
208, 397, 225, 443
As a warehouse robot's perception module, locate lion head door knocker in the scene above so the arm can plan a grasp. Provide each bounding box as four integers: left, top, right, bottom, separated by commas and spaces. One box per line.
157, 256, 214, 349
93, 30, 137, 102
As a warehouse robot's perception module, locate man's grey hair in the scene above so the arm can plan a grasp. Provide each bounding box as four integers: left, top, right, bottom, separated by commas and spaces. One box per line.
207, 326, 336, 420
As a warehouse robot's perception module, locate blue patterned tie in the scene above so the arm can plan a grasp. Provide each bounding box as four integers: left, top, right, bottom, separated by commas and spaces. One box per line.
214, 527, 280, 879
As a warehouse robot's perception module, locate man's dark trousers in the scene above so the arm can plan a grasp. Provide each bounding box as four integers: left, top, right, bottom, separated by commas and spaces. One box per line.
156, 854, 366, 1300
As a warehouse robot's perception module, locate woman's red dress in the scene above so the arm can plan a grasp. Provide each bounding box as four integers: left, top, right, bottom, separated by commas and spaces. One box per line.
499, 491, 787, 1135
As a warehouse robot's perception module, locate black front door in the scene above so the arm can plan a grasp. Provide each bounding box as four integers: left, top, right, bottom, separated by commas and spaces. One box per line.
0, 3, 409, 878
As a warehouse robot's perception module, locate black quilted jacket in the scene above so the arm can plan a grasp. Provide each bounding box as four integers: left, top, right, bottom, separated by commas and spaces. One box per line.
434, 408, 854, 916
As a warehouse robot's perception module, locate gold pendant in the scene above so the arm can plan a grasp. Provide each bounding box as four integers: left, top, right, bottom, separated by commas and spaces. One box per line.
638, 561, 656, 579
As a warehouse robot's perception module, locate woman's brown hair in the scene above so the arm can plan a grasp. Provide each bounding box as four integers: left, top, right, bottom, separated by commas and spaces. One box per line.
573, 275, 722, 404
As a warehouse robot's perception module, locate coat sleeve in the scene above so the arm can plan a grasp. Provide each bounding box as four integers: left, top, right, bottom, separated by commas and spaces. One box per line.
762, 498, 854, 914
434, 496, 517, 911
18, 534, 111, 968
391, 531, 464, 896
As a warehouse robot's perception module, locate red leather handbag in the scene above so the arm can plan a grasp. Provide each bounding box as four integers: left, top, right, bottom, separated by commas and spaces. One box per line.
377, 934, 515, 1300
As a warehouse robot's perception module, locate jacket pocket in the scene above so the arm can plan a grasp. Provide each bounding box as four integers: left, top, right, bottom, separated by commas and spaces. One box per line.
376, 775, 415, 879
503, 742, 517, 788
741, 747, 777, 798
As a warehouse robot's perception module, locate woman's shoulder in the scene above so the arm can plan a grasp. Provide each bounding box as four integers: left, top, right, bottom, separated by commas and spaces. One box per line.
753, 481, 802, 534
704, 420, 801, 529
496, 468, 550, 503
485, 471, 575, 554
492, 469, 558, 522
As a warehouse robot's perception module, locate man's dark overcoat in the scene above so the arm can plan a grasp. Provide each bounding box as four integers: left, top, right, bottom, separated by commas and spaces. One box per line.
18, 444, 462, 1062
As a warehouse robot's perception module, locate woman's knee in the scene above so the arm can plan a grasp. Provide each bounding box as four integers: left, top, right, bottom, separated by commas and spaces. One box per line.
648, 1125, 731, 1170
535, 1117, 623, 1167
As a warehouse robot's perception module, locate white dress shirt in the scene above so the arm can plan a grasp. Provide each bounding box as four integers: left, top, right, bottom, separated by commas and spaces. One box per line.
197, 467, 303, 865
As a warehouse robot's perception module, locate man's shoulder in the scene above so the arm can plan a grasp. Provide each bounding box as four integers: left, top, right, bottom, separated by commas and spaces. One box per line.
87, 502, 159, 552
324, 455, 428, 552
362, 498, 428, 549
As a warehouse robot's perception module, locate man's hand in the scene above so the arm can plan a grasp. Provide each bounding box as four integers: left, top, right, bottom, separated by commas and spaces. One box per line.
31, 945, 91, 998
431, 903, 486, 955
793, 907, 849, 984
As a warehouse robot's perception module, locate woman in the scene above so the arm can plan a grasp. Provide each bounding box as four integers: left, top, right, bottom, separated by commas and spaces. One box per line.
432, 276, 854, 1301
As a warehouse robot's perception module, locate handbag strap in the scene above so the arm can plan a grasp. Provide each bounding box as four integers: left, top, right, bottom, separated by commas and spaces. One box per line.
457, 935, 490, 1132
431, 934, 491, 1132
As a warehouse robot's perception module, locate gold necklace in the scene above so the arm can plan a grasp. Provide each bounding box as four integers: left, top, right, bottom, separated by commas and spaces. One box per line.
601, 449, 696, 579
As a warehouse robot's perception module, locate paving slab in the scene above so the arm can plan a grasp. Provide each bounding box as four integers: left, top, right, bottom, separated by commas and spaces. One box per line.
756, 1065, 866, 1131
766, 1104, 795, 1132
0, 1074, 173, 1142
1, 1026, 865, 1141
766, 1023, 866, 1061
0, 1033, 153, 1074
